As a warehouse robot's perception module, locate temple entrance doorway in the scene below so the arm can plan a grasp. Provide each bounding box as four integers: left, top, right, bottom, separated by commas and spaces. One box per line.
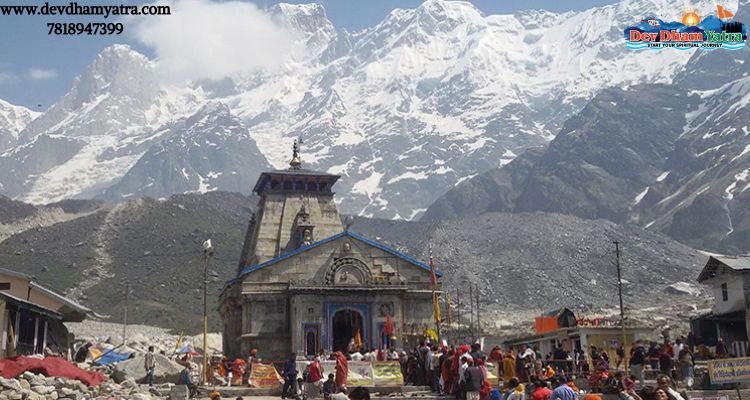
332, 308, 363, 352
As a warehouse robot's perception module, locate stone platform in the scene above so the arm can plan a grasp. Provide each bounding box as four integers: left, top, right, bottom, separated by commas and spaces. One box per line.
159, 385, 440, 399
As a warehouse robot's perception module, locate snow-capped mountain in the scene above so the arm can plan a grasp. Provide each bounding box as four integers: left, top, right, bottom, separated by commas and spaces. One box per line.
0, 99, 38, 153
648, 75, 750, 253
0, 45, 201, 204
0, 0, 736, 220
103, 102, 270, 200
423, 32, 750, 254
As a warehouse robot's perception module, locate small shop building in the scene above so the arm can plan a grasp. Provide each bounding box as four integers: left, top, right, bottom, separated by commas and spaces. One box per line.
0, 267, 91, 357
691, 255, 750, 356
505, 309, 651, 365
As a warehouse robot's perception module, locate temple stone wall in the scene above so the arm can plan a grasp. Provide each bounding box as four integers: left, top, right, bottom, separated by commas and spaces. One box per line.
250, 193, 342, 266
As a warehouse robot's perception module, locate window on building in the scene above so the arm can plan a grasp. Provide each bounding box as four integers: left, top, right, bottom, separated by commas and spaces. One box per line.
722, 283, 728, 301
17, 310, 36, 346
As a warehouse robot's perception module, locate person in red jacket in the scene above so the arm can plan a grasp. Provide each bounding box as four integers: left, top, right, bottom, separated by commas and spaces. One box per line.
531, 380, 552, 400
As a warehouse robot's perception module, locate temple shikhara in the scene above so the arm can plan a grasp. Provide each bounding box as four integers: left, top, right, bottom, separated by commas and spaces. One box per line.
219, 141, 443, 359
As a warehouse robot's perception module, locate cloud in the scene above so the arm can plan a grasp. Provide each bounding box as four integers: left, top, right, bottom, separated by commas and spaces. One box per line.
129, 0, 300, 83
28, 67, 58, 80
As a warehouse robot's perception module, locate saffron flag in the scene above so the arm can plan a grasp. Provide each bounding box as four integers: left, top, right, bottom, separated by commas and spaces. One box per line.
446, 293, 452, 325
174, 332, 183, 350
355, 328, 363, 349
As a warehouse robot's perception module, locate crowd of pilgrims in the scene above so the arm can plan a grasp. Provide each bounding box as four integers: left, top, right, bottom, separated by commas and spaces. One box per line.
385, 336, 704, 400
207, 333, 734, 400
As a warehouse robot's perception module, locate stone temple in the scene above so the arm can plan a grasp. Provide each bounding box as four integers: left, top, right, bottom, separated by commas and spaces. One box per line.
219, 142, 443, 359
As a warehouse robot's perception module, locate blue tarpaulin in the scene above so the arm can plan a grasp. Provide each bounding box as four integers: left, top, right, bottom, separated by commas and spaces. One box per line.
93, 350, 132, 366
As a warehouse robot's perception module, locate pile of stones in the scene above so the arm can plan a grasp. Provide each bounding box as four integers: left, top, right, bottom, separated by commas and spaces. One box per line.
0, 372, 162, 400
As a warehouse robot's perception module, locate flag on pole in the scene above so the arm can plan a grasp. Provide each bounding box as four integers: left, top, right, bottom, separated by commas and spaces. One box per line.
446, 293, 452, 325
355, 328, 363, 349
429, 252, 441, 324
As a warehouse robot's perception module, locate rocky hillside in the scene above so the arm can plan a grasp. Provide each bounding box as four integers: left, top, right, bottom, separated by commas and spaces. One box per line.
0, 193, 708, 333
352, 212, 706, 317
424, 79, 750, 254
0, 192, 254, 332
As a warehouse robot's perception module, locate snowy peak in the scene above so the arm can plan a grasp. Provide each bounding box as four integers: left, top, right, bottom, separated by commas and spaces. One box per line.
182, 102, 241, 134
271, 3, 337, 58
0, 99, 38, 137
0, 99, 39, 152
72, 44, 155, 105
0, 0, 746, 223
103, 102, 270, 200
19, 44, 165, 142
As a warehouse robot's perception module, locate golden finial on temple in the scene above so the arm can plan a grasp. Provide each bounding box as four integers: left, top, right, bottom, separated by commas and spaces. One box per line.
289, 139, 302, 170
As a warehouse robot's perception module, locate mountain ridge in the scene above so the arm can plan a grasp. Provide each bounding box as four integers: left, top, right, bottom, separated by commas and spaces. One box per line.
0, 0, 730, 220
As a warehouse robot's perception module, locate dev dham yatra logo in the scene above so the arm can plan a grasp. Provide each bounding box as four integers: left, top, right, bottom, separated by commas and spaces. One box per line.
624, 4, 747, 50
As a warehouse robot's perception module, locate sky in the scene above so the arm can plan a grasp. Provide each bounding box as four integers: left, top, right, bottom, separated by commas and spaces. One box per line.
0, 0, 618, 109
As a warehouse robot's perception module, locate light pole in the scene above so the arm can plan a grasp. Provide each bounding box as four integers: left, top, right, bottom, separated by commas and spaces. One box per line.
121, 283, 131, 345
202, 239, 214, 385
614, 240, 628, 375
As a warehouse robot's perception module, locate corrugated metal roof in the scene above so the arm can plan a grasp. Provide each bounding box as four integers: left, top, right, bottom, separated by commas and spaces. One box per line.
0, 291, 63, 320
29, 282, 91, 314
713, 256, 750, 270
697, 255, 750, 282
0, 267, 32, 280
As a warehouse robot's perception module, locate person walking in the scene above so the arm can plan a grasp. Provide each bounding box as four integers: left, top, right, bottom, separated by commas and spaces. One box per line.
144, 346, 156, 386
282, 353, 299, 399
678, 346, 695, 389
647, 343, 660, 371
333, 351, 349, 393
310, 356, 325, 398
658, 348, 673, 377
464, 359, 483, 400
629, 341, 646, 390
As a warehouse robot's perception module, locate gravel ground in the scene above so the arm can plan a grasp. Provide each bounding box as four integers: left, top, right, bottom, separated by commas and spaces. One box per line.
67, 319, 222, 355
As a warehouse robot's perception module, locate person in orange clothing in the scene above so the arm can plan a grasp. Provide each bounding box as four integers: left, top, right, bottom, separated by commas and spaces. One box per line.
489, 346, 503, 363
218, 356, 227, 380
231, 358, 247, 386
333, 351, 348, 392
503, 350, 517, 382
543, 365, 556, 380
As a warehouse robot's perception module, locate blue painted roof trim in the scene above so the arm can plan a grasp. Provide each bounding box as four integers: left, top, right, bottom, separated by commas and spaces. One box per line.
232, 230, 443, 283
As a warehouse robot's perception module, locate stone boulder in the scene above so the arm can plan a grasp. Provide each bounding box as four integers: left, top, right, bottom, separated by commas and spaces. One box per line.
112, 353, 183, 384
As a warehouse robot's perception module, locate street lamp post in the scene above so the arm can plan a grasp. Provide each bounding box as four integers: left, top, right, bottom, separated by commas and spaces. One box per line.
202, 239, 214, 385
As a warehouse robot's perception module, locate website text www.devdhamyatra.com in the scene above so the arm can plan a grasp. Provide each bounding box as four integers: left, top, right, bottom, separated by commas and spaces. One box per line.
0, 2, 170, 35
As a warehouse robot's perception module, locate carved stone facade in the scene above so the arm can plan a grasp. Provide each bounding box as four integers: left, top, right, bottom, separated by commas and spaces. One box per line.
219, 145, 442, 359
